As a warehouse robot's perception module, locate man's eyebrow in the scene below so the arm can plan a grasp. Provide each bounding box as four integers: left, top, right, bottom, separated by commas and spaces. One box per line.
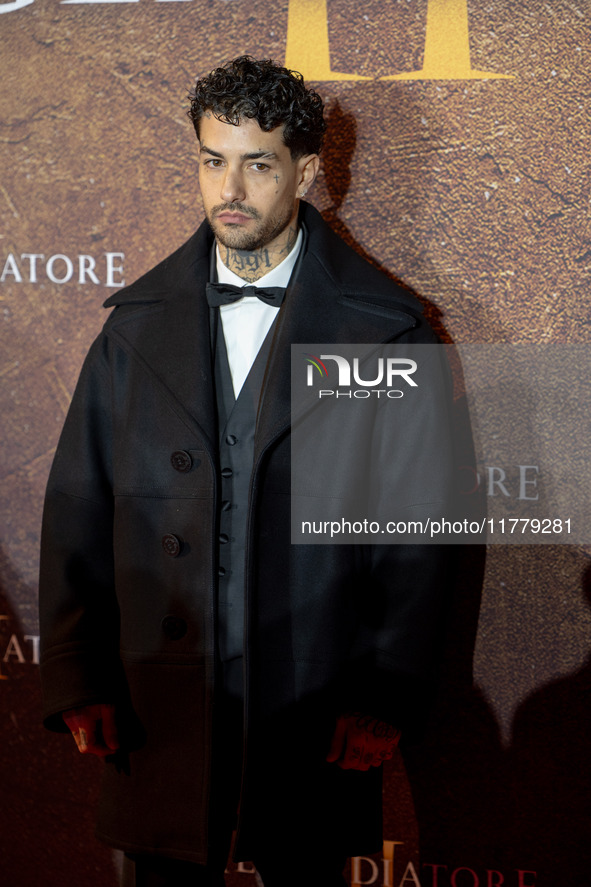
199, 144, 277, 161
242, 151, 278, 161
199, 144, 223, 157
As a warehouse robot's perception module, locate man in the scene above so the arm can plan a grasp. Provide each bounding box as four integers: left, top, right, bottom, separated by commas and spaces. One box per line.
39, 57, 452, 886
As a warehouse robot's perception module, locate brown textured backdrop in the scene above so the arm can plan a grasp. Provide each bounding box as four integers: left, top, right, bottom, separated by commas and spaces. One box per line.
1, 1, 590, 883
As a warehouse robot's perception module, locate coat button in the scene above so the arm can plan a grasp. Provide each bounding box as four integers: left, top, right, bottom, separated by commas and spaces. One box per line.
171, 450, 192, 472
219, 533, 229, 544
225, 434, 237, 446
162, 534, 182, 557
221, 467, 233, 478
162, 615, 187, 640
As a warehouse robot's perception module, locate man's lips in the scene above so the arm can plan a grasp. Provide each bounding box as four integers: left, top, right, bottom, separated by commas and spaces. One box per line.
216, 211, 253, 224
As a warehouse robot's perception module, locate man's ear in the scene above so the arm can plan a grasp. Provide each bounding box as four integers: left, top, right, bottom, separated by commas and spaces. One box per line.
297, 154, 320, 198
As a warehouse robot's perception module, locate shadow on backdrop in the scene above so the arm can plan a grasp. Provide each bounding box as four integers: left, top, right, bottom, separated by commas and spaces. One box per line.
320, 100, 450, 345
507, 557, 591, 881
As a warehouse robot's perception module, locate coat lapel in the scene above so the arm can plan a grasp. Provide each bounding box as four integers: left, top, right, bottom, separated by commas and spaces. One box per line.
254, 207, 421, 462
104, 228, 218, 452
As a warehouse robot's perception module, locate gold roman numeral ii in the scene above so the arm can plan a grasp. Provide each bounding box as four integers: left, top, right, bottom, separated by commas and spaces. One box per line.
285, 0, 514, 81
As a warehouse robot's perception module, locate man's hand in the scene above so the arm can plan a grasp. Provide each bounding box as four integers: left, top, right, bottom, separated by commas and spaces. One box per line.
326, 712, 401, 771
62, 703, 119, 757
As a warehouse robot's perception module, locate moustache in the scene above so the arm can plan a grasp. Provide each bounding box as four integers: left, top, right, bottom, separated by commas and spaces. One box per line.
212, 203, 261, 220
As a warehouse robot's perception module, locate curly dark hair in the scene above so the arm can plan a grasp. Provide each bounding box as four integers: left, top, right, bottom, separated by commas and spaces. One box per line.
187, 56, 326, 158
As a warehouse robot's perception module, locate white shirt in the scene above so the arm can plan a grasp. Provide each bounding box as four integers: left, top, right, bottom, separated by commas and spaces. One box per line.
215, 229, 303, 398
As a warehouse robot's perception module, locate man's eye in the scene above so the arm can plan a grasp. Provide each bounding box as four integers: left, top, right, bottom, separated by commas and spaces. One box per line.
205, 158, 223, 167
252, 163, 268, 171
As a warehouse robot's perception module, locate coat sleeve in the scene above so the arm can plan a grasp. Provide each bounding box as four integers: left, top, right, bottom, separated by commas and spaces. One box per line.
39, 333, 121, 732
337, 341, 469, 740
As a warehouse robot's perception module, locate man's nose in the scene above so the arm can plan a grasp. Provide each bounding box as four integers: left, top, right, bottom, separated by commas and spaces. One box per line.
220, 167, 246, 203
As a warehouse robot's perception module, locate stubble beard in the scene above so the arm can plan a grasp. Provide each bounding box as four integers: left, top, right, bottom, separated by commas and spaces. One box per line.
209, 202, 295, 254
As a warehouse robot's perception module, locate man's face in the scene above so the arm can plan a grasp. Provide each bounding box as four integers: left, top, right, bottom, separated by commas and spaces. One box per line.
198, 113, 318, 252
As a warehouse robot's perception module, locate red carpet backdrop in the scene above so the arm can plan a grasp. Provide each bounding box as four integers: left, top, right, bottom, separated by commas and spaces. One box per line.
1, 1, 590, 884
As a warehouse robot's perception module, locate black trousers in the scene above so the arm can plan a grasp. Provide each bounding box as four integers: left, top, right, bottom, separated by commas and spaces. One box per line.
120, 658, 349, 886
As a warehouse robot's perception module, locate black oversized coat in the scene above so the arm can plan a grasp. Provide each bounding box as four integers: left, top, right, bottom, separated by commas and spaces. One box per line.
39, 203, 453, 862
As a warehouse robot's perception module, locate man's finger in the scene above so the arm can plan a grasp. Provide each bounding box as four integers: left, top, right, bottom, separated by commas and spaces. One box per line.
326, 714, 347, 762
337, 736, 366, 770
100, 704, 120, 751
70, 728, 84, 753
64, 706, 114, 757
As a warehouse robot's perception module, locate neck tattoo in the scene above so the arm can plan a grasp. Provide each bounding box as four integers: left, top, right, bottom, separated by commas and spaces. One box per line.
220, 224, 299, 283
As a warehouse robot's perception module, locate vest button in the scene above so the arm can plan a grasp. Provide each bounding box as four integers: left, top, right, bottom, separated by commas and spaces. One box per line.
221, 467, 233, 478
161, 615, 187, 640
171, 450, 192, 472
221, 500, 232, 512
162, 534, 182, 557
225, 434, 237, 446
218, 566, 226, 576
219, 533, 229, 544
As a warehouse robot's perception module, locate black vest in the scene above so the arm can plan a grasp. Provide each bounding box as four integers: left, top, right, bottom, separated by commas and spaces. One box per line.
209, 229, 306, 698
213, 317, 276, 695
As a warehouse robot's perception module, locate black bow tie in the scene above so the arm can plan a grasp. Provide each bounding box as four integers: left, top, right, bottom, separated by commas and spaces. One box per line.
206, 282, 286, 308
